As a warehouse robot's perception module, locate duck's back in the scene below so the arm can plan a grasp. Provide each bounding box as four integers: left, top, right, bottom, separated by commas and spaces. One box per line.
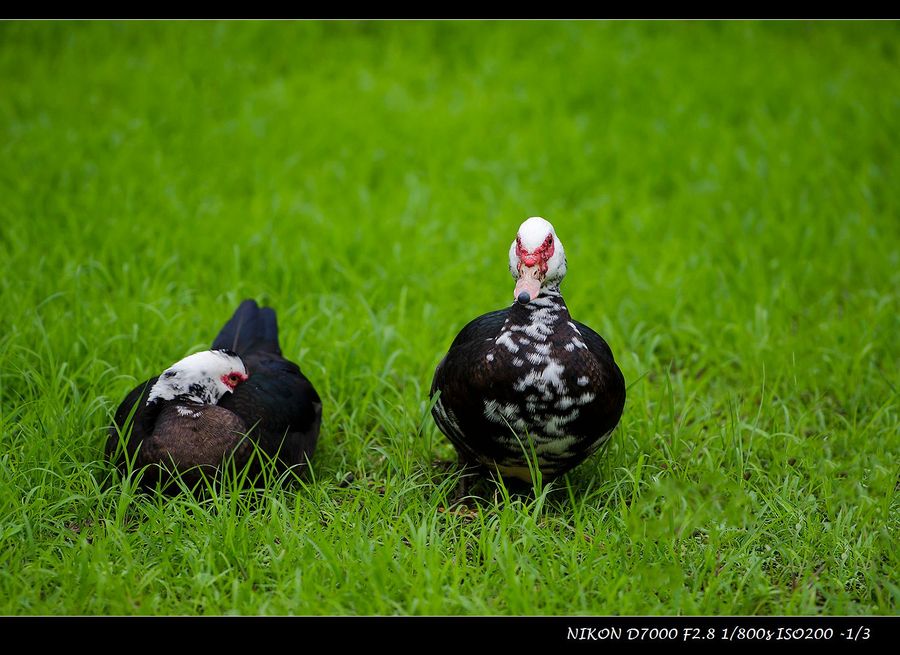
212, 300, 322, 471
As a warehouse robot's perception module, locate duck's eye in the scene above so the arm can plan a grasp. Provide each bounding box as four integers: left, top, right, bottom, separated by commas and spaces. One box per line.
229, 373, 241, 383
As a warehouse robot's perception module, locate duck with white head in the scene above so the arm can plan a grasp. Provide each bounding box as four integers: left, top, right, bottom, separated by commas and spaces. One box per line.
107, 300, 322, 492
431, 216, 625, 497
509, 216, 568, 305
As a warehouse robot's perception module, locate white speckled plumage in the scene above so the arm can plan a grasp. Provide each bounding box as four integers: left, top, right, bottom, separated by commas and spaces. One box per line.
430, 217, 626, 485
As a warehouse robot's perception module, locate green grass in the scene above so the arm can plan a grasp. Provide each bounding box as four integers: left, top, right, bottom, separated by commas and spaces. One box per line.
0, 20, 898, 615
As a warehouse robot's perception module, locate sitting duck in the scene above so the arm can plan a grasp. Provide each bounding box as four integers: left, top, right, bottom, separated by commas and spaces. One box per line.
106, 299, 322, 491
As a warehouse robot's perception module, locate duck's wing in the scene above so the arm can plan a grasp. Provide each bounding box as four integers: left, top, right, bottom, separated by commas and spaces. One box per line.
431, 308, 508, 394
213, 300, 322, 471
106, 376, 159, 468
572, 319, 627, 417
429, 309, 510, 461
217, 354, 322, 471
445, 308, 508, 351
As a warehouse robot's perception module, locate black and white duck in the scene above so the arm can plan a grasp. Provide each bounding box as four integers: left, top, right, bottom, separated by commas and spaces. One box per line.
106, 299, 322, 491
430, 217, 625, 492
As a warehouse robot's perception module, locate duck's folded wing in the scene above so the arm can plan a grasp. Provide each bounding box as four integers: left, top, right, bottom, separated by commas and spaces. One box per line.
446, 308, 509, 351
430, 307, 508, 399
106, 376, 158, 465
572, 320, 626, 413
216, 359, 321, 469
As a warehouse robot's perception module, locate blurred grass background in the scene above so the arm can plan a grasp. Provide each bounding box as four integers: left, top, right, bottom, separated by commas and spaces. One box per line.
0, 20, 897, 614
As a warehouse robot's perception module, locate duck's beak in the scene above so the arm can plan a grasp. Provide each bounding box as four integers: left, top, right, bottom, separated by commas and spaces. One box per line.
514, 265, 543, 304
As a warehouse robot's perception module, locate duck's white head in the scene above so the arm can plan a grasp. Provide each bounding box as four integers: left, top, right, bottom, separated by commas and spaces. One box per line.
508, 216, 567, 304
147, 349, 248, 405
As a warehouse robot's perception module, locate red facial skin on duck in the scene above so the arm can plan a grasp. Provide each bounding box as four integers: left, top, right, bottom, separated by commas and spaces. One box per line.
514, 234, 554, 302
221, 371, 249, 390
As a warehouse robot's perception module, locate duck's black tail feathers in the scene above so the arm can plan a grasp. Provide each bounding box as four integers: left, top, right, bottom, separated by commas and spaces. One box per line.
212, 299, 281, 357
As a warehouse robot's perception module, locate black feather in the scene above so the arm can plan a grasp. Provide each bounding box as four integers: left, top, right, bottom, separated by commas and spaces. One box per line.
212, 299, 280, 358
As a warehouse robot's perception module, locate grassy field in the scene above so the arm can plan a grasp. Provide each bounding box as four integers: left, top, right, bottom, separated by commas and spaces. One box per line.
0, 21, 898, 615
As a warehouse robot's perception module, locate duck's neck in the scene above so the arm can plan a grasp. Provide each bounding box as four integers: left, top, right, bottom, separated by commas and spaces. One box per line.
506, 288, 570, 339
